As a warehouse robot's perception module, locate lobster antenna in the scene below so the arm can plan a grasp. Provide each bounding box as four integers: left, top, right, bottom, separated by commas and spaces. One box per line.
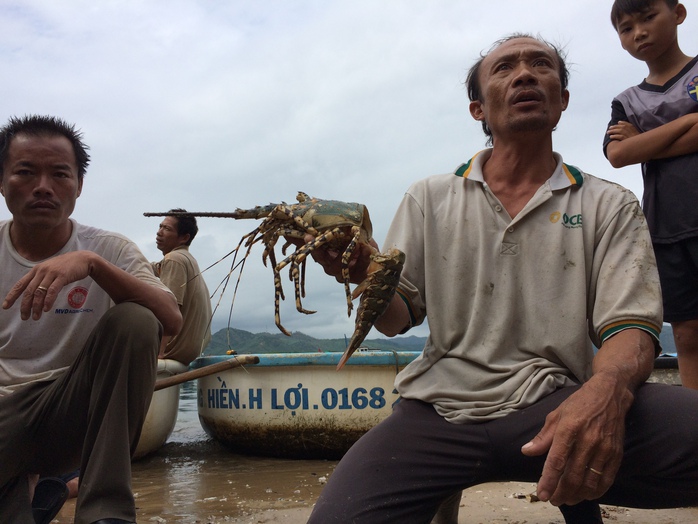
144, 211, 240, 218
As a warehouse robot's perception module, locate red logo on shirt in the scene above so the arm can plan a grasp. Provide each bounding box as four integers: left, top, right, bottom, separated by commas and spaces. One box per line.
68, 287, 88, 309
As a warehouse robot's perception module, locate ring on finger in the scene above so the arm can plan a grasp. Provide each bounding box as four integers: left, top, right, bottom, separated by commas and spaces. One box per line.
37, 286, 48, 293
586, 466, 604, 475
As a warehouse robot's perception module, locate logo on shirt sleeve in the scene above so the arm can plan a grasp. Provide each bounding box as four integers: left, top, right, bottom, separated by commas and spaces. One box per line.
688, 76, 698, 103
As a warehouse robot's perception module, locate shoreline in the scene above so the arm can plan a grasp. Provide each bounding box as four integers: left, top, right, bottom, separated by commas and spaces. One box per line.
51, 373, 694, 523
55, 480, 698, 523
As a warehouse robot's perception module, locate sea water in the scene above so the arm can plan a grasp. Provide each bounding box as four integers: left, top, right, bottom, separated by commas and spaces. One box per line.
55, 381, 336, 522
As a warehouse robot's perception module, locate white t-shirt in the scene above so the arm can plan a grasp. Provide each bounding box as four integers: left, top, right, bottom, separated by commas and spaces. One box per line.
0, 219, 171, 394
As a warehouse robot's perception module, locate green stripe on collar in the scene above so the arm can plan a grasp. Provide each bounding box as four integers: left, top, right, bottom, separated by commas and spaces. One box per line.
454, 158, 473, 178
562, 163, 584, 186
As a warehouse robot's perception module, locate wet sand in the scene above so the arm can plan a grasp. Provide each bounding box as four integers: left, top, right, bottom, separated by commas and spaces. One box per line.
54, 474, 698, 523
52, 379, 698, 523
52, 436, 698, 524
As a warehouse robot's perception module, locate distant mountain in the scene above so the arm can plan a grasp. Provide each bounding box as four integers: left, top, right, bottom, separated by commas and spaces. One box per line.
203, 324, 677, 356
202, 327, 428, 355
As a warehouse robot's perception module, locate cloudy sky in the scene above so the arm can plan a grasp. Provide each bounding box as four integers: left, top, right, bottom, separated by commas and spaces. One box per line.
3, 1, 696, 343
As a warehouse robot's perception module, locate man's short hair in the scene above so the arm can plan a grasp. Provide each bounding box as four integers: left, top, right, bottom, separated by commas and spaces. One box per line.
169, 208, 198, 245
465, 33, 570, 145
610, 0, 678, 28
0, 115, 91, 181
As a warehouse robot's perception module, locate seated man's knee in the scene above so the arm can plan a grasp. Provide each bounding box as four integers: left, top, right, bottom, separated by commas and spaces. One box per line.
98, 303, 162, 360
103, 303, 161, 338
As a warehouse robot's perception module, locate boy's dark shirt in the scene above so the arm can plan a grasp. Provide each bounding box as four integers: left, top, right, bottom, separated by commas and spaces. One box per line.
603, 56, 698, 243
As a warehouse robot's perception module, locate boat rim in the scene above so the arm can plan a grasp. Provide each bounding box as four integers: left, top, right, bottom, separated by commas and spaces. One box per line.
192, 350, 422, 369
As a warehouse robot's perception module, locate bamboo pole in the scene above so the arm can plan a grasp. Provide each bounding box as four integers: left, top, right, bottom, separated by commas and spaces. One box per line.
154, 355, 260, 391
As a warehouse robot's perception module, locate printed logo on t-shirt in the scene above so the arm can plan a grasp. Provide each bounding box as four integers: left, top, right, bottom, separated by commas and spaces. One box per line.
68, 286, 88, 309
550, 211, 583, 229
54, 286, 94, 314
688, 76, 698, 103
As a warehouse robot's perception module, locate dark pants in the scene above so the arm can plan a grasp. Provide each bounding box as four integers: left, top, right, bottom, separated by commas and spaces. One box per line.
0, 303, 160, 524
308, 384, 698, 523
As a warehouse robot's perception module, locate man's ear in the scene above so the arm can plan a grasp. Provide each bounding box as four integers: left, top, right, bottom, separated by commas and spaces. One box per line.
676, 3, 687, 25
469, 100, 484, 122
561, 89, 570, 112
178, 233, 191, 247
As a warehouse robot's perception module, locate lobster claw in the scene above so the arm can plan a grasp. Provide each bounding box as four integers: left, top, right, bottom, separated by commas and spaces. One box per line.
337, 248, 405, 370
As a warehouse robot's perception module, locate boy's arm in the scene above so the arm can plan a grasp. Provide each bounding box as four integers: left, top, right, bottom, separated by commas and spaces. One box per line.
655, 120, 698, 159
606, 112, 698, 167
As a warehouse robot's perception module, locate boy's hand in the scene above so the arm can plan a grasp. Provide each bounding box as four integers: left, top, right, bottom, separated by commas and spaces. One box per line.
607, 120, 640, 141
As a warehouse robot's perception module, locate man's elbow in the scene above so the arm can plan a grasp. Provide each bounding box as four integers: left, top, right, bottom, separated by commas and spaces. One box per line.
376, 323, 403, 338
161, 300, 183, 336
163, 316, 183, 337
374, 301, 411, 338
169, 303, 185, 336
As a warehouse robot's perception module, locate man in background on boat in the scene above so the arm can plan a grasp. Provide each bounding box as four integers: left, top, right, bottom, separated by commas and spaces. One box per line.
0, 115, 182, 524
305, 34, 698, 523
152, 209, 212, 366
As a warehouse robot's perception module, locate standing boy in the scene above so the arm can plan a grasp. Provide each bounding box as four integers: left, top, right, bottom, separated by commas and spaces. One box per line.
604, 0, 698, 388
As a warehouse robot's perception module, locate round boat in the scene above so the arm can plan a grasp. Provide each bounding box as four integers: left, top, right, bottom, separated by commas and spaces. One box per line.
192, 350, 421, 459
133, 358, 189, 460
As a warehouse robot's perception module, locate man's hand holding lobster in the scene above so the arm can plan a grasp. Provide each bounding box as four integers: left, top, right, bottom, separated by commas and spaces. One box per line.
291, 231, 379, 285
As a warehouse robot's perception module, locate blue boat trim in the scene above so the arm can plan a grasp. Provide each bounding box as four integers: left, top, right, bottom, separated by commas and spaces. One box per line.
192, 350, 678, 371
192, 351, 422, 369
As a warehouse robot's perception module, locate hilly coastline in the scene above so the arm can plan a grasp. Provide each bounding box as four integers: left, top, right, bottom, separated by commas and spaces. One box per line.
202, 328, 428, 356
202, 325, 678, 357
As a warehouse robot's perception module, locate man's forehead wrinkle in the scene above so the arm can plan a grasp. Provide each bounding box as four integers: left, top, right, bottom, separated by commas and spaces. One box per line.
489, 47, 555, 66
12, 158, 73, 169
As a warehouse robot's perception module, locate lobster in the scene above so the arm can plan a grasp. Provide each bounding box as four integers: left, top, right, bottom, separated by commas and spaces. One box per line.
145, 192, 405, 369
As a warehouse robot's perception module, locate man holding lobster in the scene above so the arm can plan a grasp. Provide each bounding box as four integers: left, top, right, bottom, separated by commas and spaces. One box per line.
305, 34, 698, 524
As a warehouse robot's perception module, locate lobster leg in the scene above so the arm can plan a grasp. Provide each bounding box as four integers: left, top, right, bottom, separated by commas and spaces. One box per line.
288, 228, 345, 314
339, 225, 363, 316
275, 227, 347, 316
273, 263, 292, 336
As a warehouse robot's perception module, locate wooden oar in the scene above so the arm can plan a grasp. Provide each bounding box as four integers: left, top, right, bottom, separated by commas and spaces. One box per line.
154, 355, 260, 391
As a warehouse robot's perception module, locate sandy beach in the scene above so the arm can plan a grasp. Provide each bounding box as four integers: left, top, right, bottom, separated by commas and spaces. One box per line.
50, 376, 697, 523
54, 479, 698, 523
